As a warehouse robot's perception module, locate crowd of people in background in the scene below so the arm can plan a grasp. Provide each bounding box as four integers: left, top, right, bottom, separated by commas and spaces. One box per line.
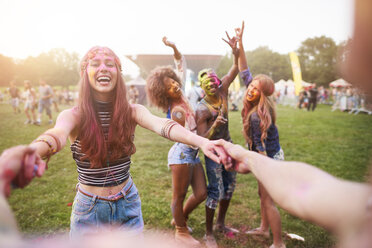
1, 80, 80, 125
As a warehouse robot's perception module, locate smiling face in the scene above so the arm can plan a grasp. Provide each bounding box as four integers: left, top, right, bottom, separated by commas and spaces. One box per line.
86, 48, 118, 100
199, 71, 221, 96
164, 76, 182, 100
246, 80, 261, 102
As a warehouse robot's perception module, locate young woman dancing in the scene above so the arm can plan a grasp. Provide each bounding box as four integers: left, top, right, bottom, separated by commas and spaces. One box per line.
236, 23, 286, 248
146, 37, 206, 246
6, 46, 224, 238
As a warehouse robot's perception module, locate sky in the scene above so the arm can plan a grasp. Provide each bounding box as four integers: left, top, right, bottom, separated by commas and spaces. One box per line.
0, 0, 354, 76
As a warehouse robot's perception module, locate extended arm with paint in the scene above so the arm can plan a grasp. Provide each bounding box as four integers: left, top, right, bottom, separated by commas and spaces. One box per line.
132, 104, 220, 163
220, 141, 372, 234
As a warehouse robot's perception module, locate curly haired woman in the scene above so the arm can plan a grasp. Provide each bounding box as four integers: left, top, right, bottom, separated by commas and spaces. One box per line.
146, 37, 206, 246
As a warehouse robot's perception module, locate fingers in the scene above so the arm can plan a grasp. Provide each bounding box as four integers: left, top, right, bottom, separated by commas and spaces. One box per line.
206, 150, 221, 164
221, 38, 229, 45
225, 31, 231, 41
241, 21, 245, 32
35, 157, 46, 177
23, 152, 36, 179
214, 146, 228, 165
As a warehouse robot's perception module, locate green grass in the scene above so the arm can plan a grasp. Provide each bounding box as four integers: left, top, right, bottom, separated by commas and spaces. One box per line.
1, 102, 372, 247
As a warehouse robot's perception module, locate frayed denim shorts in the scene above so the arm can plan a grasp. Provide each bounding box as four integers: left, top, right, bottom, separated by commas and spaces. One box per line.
167, 142, 201, 167
70, 176, 143, 238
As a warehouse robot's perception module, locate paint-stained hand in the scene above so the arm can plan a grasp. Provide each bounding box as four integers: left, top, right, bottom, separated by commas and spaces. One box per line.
213, 109, 227, 128
0, 145, 46, 197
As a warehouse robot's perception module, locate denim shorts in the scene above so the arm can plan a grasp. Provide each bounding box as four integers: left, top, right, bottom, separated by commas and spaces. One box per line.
70, 176, 144, 238
204, 156, 237, 209
167, 142, 201, 167
272, 148, 284, 161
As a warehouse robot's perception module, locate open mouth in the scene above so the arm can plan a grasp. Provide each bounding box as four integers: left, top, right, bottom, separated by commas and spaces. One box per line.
96, 76, 111, 86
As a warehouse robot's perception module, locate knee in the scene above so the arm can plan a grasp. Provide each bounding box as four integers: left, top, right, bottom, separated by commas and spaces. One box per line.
172, 191, 187, 204
194, 190, 207, 202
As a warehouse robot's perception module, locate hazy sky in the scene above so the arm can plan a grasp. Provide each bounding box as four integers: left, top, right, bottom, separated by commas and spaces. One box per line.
0, 0, 353, 76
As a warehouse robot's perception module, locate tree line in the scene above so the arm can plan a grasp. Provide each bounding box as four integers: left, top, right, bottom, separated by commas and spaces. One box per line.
0, 48, 80, 87
0, 36, 347, 88
217, 35, 348, 87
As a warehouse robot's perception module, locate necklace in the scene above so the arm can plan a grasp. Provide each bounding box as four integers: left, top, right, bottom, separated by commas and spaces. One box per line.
204, 96, 223, 111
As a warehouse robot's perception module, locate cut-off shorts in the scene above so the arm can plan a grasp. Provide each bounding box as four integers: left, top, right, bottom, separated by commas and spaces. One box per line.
272, 148, 284, 161
70, 176, 143, 239
167, 142, 201, 167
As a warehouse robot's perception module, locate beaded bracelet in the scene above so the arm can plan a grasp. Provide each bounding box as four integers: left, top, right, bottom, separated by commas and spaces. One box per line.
43, 132, 61, 154
161, 120, 178, 140
33, 139, 55, 158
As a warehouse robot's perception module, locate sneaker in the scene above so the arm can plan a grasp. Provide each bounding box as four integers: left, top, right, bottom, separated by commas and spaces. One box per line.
24, 120, 31, 124
203, 234, 218, 248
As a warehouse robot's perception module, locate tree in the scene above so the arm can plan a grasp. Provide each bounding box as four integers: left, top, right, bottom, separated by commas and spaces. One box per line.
216, 46, 292, 84
0, 54, 15, 87
297, 36, 338, 86
15, 48, 79, 87
246, 47, 292, 82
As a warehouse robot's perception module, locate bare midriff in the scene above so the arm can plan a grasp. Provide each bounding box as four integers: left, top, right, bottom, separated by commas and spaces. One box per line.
80, 178, 129, 197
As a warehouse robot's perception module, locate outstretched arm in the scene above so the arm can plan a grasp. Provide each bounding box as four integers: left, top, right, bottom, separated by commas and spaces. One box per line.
220, 32, 239, 92
218, 140, 372, 234
132, 104, 221, 163
235, 21, 252, 87
29, 108, 78, 164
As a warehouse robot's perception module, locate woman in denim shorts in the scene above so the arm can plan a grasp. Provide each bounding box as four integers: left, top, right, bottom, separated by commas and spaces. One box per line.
146, 37, 207, 246
9, 46, 223, 239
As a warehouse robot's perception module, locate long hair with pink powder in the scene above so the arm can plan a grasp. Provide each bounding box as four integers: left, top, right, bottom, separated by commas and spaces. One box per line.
78, 46, 136, 168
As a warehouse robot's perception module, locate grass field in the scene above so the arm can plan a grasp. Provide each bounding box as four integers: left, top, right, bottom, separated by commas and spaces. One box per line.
1, 102, 372, 248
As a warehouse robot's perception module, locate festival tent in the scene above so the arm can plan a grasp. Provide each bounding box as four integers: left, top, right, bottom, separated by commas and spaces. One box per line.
301, 80, 312, 87
329, 78, 352, 88
126, 76, 147, 105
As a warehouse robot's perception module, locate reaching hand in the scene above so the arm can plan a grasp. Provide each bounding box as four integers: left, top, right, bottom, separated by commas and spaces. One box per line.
213, 140, 251, 174
222, 32, 239, 56
200, 139, 221, 164
235, 21, 245, 42
0, 145, 47, 197
162, 36, 176, 48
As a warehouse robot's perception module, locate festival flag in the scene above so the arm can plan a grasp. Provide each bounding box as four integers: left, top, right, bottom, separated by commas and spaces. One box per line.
289, 52, 303, 96
229, 75, 241, 92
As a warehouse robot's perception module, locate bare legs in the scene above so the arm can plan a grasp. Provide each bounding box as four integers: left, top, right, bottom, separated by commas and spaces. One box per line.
247, 181, 285, 248
24, 108, 36, 124
170, 163, 206, 245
